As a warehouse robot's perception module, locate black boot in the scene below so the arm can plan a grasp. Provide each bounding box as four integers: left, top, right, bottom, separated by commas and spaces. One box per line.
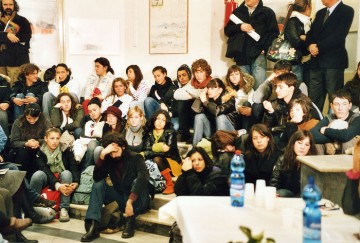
81, 219, 100, 242
15, 232, 39, 243
121, 216, 135, 238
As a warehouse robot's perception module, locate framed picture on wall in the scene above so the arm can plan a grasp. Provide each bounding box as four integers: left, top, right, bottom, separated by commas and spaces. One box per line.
149, 0, 188, 54
17, 0, 63, 68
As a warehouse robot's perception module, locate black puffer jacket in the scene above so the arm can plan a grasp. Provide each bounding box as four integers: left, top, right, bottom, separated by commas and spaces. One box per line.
143, 128, 181, 163
0, 76, 10, 104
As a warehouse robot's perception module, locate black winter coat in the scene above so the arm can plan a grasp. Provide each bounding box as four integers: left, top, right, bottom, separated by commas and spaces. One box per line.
224, 0, 279, 65
35, 148, 80, 191
10, 79, 48, 106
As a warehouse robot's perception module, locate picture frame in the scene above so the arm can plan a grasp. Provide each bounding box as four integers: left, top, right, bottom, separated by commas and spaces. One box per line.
149, 0, 188, 54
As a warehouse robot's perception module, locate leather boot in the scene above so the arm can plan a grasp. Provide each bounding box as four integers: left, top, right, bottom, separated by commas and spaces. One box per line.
20, 190, 55, 224
121, 216, 135, 238
81, 219, 100, 242
161, 168, 174, 194
15, 232, 39, 243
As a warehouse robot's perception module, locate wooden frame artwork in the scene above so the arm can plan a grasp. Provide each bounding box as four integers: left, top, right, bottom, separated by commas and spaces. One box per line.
149, 0, 188, 54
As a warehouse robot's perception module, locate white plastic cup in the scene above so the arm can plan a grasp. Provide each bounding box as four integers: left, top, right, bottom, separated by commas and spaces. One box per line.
255, 180, 266, 207
244, 183, 255, 199
264, 186, 276, 210
281, 208, 294, 227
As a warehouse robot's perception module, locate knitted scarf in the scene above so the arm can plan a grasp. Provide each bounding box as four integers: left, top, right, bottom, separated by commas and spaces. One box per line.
191, 76, 212, 89
40, 143, 65, 174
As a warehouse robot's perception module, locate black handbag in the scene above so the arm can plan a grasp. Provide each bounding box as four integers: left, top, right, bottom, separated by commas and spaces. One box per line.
266, 7, 299, 62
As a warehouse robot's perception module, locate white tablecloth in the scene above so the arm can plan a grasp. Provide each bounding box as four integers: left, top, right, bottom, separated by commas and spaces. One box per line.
159, 196, 359, 243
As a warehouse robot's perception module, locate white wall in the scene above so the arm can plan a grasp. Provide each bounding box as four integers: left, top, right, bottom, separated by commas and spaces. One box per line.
62, 0, 358, 96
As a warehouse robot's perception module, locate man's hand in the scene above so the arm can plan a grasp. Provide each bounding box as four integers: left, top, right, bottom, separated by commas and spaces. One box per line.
125, 199, 134, 217
0, 103, 9, 111
240, 23, 254, 33
100, 143, 118, 159
24, 96, 37, 104
7, 32, 19, 43
263, 100, 274, 113
13, 98, 24, 106
309, 44, 319, 57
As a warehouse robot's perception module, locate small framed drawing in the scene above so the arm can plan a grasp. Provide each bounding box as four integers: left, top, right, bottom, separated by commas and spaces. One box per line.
149, 0, 188, 54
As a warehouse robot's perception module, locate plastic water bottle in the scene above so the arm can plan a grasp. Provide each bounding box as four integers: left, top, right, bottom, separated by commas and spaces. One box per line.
230, 150, 245, 207
302, 176, 322, 243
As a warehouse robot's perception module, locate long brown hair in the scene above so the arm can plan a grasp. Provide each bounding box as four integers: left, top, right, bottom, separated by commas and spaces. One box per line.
225, 65, 245, 90
54, 93, 79, 119
18, 107, 48, 141
281, 130, 315, 170
245, 124, 276, 160
211, 130, 238, 158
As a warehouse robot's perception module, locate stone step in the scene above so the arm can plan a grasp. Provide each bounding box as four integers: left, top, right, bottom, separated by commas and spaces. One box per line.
69, 193, 176, 237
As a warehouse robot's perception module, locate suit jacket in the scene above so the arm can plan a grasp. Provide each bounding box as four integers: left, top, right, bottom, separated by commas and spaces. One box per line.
306, 2, 354, 69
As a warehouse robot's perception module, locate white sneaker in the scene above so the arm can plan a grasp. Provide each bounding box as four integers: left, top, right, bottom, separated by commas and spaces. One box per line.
59, 208, 70, 222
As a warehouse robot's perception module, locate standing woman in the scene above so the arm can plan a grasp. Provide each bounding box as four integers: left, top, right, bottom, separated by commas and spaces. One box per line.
126, 65, 148, 111
101, 77, 133, 118
50, 92, 84, 139
174, 147, 229, 196
143, 110, 181, 194
30, 128, 80, 222
244, 124, 282, 185
284, 0, 312, 81
269, 130, 316, 197
125, 106, 146, 153
9, 103, 52, 179
82, 57, 115, 114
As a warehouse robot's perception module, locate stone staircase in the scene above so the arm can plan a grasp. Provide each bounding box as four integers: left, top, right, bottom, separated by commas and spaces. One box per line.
69, 190, 176, 237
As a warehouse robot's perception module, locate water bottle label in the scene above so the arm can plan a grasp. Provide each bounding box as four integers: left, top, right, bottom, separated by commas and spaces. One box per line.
303, 218, 321, 240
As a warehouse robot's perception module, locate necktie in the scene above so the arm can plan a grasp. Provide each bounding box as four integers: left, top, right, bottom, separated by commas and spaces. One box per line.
323, 9, 330, 24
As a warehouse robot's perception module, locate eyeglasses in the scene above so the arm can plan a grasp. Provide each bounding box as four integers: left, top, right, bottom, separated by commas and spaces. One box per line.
318, 201, 340, 211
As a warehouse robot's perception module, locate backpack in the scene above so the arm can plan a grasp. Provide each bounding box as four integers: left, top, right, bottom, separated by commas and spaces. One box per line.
145, 160, 166, 194
71, 165, 94, 205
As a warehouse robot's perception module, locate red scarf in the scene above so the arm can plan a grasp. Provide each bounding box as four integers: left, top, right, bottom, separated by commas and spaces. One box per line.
191, 76, 212, 89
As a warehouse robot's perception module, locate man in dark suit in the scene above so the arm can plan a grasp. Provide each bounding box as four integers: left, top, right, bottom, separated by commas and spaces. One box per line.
306, 0, 354, 112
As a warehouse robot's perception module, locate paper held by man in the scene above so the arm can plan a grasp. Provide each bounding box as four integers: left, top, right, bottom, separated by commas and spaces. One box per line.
229, 14, 260, 42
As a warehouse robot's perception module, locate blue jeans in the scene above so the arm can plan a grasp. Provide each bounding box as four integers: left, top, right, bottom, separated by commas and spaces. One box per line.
30, 170, 73, 209
0, 110, 9, 137
14, 93, 35, 119
239, 54, 266, 90
85, 179, 149, 223
93, 146, 103, 163
81, 140, 100, 171
193, 113, 212, 145
144, 97, 160, 119
216, 114, 235, 131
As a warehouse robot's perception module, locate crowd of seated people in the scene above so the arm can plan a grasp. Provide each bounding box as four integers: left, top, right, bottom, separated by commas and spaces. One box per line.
0, 56, 359, 242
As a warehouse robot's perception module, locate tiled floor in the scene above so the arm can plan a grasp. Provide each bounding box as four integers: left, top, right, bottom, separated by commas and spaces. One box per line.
22, 219, 169, 243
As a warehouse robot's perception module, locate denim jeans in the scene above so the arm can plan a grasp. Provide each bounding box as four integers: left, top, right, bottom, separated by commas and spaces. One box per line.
85, 179, 150, 223
0, 110, 9, 137
81, 140, 100, 171
93, 145, 103, 163
14, 93, 35, 119
193, 113, 212, 145
144, 97, 160, 119
239, 54, 266, 90
30, 170, 73, 210
216, 115, 235, 131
